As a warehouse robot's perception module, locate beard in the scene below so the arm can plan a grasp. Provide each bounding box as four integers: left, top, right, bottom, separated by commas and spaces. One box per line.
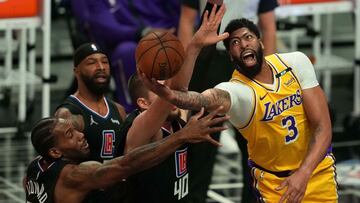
234, 47, 264, 79
81, 73, 110, 96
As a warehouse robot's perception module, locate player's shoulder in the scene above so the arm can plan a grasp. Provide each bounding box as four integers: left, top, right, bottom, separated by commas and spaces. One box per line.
277, 51, 313, 68
215, 81, 252, 91
114, 102, 127, 120
215, 81, 254, 100
278, 51, 308, 61
55, 106, 75, 118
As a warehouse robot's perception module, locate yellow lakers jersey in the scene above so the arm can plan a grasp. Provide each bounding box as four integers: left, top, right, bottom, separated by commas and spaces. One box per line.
231, 54, 313, 172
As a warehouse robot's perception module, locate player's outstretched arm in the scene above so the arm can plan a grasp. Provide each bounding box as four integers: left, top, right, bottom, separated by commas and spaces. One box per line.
61, 106, 229, 192
139, 72, 231, 114
171, 4, 228, 91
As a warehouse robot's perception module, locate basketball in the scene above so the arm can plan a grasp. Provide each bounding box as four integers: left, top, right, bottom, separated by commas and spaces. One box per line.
135, 31, 185, 80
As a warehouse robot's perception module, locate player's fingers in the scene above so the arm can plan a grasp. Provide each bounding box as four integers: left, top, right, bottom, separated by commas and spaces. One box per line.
203, 106, 224, 120
192, 107, 205, 120
215, 4, 226, 24
207, 115, 229, 126
278, 191, 289, 203
204, 135, 222, 147
275, 180, 287, 191
218, 32, 229, 41
207, 126, 228, 134
294, 193, 304, 203
209, 4, 217, 21
202, 10, 209, 24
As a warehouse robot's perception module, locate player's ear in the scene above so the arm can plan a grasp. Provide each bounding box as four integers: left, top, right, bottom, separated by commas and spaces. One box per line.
260, 41, 264, 50
48, 148, 62, 159
73, 66, 79, 74
229, 54, 234, 61
137, 98, 151, 110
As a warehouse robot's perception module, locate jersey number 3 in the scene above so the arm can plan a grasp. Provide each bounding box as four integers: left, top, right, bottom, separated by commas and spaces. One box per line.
281, 116, 299, 144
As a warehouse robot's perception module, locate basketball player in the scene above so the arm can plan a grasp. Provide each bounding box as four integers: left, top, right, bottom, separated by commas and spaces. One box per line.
24, 110, 228, 203
140, 18, 337, 203
54, 43, 127, 202
55, 43, 126, 162
122, 5, 228, 202
178, 1, 277, 201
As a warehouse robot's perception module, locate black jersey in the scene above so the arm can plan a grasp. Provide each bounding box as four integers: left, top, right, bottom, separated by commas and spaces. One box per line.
25, 156, 68, 203
57, 95, 126, 162
124, 112, 190, 203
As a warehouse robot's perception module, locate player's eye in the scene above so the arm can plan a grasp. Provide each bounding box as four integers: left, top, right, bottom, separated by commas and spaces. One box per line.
86, 60, 96, 65
231, 39, 239, 45
246, 34, 254, 40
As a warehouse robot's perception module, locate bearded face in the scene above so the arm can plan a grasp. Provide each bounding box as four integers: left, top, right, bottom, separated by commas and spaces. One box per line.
80, 70, 110, 96
227, 28, 264, 79
233, 45, 264, 79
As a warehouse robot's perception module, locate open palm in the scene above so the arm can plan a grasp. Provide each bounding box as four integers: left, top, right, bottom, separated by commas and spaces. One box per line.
192, 4, 229, 48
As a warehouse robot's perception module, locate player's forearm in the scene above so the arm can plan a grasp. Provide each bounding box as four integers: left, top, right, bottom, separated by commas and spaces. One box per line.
178, 5, 197, 50
258, 11, 277, 55
85, 134, 185, 189
169, 90, 211, 111
169, 88, 230, 114
298, 87, 333, 176
297, 122, 332, 177
125, 99, 172, 152
170, 44, 202, 91
121, 133, 185, 175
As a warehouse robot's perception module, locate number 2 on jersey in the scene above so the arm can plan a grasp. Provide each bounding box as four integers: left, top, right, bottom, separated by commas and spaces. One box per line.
281, 116, 299, 144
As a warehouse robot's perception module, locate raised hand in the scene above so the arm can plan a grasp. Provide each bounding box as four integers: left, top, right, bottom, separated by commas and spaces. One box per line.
180, 106, 229, 146
191, 4, 229, 48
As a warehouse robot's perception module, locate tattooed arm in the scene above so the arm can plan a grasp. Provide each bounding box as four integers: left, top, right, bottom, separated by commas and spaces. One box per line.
172, 88, 231, 114
139, 72, 231, 115
57, 107, 229, 196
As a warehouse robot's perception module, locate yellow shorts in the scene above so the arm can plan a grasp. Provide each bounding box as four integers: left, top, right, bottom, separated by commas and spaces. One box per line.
250, 155, 338, 203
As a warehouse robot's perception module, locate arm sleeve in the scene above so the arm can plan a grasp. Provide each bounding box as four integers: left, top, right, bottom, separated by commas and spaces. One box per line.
215, 82, 255, 128
278, 52, 319, 89
258, 0, 278, 14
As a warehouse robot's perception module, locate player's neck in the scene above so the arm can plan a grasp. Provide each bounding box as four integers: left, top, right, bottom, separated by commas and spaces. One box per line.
75, 89, 104, 103
74, 91, 108, 116
254, 61, 273, 84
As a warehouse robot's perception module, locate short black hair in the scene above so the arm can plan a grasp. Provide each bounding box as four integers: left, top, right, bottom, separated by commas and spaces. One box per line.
223, 18, 261, 50
31, 117, 57, 161
128, 73, 150, 108
73, 43, 107, 67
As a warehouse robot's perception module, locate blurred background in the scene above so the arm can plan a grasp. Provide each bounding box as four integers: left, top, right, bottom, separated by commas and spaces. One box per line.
0, 0, 359, 202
